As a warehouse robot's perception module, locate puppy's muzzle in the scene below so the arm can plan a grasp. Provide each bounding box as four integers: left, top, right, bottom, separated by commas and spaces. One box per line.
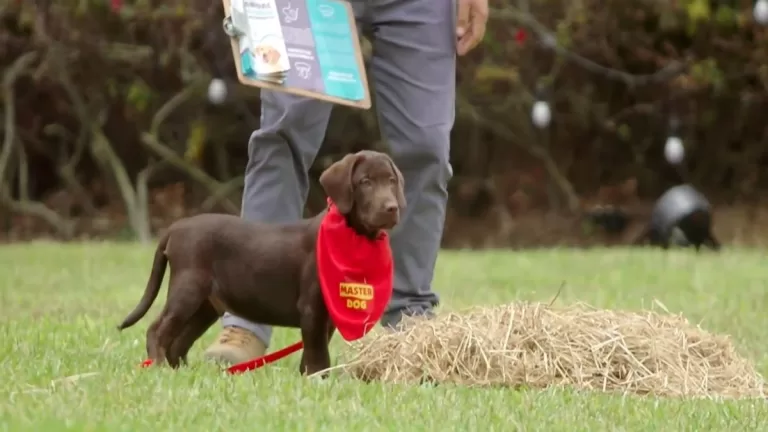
375, 201, 400, 230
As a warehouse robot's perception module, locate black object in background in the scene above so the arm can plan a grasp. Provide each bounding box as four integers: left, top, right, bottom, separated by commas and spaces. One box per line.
633, 184, 721, 251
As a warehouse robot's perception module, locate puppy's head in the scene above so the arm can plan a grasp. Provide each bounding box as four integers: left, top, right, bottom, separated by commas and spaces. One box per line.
319, 150, 406, 237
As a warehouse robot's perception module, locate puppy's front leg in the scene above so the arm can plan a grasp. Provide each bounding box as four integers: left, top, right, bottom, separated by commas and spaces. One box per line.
299, 319, 335, 375
298, 284, 331, 378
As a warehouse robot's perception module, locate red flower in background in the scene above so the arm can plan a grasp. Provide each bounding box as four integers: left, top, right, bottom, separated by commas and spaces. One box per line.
515, 28, 528, 46
111, 0, 123, 12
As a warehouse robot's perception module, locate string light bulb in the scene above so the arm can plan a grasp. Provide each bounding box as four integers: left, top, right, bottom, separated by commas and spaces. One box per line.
207, 78, 228, 105
531, 84, 551, 129
755, 0, 768, 25
664, 116, 684, 165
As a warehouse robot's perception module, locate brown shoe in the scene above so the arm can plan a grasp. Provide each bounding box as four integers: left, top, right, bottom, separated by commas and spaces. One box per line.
383, 307, 436, 332
203, 326, 267, 365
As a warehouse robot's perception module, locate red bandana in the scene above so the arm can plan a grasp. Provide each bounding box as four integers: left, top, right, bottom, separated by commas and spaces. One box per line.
316, 198, 394, 341
149, 199, 394, 374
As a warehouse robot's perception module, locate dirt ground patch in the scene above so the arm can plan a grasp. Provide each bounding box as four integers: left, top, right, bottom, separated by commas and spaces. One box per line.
3, 197, 767, 250
441, 202, 768, 249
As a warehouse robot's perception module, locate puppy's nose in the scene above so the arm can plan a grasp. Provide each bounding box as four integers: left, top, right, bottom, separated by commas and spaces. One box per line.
385, 202, 398, 214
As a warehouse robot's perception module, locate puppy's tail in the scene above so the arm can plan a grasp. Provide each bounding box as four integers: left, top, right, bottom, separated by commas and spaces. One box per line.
117, 230, 170, 331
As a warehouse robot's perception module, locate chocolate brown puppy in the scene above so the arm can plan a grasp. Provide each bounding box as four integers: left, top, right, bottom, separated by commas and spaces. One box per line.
117, 150, 406, 375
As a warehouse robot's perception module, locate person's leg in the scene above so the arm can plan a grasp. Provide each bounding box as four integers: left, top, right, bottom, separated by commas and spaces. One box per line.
204, 91, 333, 364
367, 0, 456, 328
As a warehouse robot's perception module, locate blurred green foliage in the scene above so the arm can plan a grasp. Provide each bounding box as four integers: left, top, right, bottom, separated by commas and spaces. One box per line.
1, 0, 767, 212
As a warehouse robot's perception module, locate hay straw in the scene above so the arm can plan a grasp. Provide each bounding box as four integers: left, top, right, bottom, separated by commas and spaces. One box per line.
340, 302, 766, 399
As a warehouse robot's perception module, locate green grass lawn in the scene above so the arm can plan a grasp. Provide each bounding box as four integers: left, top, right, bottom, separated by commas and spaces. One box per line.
1, 242, 768, 431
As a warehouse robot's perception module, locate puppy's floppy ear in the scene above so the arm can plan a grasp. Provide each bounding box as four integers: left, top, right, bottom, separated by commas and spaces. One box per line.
319, 153, 362, 213
386, 156, 407, 210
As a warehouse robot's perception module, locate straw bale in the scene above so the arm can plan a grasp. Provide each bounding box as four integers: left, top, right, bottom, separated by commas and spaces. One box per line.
339, 302, 766, 399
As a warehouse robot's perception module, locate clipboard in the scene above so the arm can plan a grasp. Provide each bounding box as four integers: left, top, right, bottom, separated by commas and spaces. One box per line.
221, 0, 372, 109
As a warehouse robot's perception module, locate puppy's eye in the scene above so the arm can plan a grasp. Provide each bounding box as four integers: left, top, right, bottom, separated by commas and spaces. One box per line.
360, 178, 372, 187
389, 177, 397, 185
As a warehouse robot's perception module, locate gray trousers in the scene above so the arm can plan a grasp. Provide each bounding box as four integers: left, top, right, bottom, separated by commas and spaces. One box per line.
222, 0, 456, 347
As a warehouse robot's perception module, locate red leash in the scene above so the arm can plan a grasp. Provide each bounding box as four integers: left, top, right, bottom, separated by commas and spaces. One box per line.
139, 341, 304, 372
226, 341, 303, 374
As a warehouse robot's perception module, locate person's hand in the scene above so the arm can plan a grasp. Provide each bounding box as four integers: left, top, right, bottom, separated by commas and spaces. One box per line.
456, 0, 488, 56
